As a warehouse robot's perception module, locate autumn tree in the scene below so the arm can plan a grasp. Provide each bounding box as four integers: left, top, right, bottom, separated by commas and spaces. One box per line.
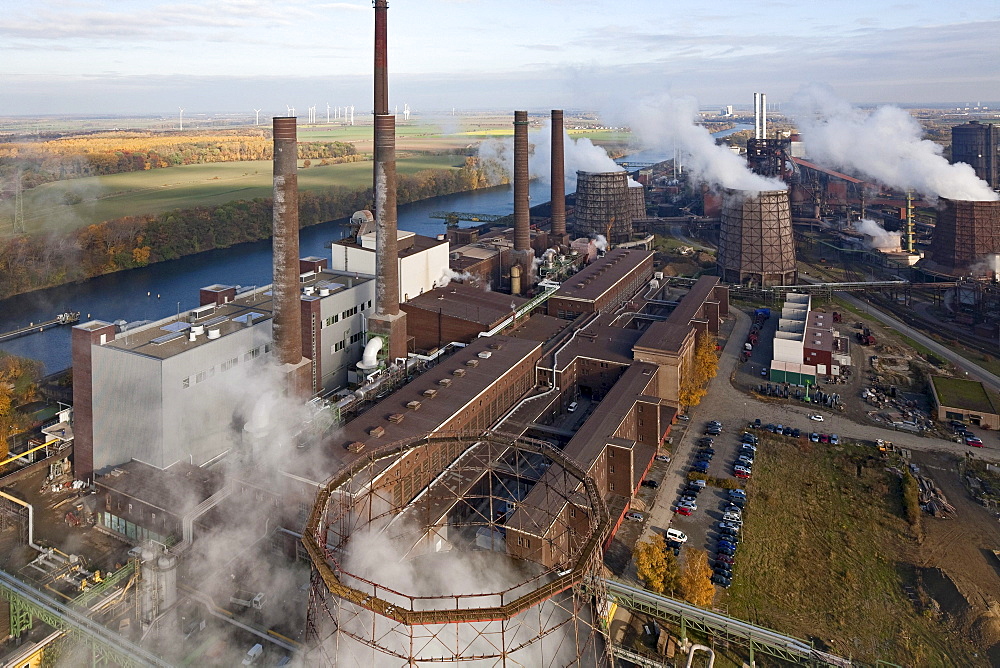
678, 331, 719, 409
634, 539, 680, 595
679, 549, 715, 607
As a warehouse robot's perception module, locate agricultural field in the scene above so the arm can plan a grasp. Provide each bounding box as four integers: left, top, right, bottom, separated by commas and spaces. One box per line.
0, 154, 465, 236
724, 434, 984, 666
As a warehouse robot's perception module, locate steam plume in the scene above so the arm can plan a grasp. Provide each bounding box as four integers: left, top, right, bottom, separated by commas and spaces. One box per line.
792, 85, 999, 202
855, 218, 900, 250
622, 94, 785, 192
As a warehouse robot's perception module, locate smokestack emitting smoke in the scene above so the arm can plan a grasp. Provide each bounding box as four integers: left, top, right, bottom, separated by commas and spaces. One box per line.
793, 85, 999, 202
514, 110, 530, 252
271, 117, 303, 366
625, 94, 785, 192
550, 110, 567, 239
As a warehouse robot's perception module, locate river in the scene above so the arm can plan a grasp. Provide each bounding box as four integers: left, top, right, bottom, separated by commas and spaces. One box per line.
2, 124, 751, 373
0, 181, 550, 373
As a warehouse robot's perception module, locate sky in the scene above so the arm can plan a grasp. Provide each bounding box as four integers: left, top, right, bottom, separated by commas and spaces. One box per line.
1, 0, 999, 117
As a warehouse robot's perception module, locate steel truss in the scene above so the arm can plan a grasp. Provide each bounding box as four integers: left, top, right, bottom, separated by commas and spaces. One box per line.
0, 569, 170, 667
304, 432, 611, 666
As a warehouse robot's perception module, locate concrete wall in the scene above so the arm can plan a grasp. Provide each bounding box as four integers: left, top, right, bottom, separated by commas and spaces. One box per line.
772, 338, 804, 365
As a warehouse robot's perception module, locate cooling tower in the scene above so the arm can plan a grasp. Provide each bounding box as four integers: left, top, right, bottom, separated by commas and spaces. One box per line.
628, 183, 646, 221
927, 198, 1000, 276
304, 433, 611, 666
574, 171, 633, 243
717, 189, 797, 286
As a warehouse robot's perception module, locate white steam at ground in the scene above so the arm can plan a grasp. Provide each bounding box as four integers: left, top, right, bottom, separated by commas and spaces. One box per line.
475, 121, 624, 191
593, 234, 608, 251
434, 267, 475, 287
621, 94, 785, 192
854, 218, 901, 250
791, 85, 999, 202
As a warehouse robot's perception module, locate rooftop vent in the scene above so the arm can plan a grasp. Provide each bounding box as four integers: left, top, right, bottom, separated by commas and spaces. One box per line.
422, 389, 438, 398
388, 413, 405, 424
347, 441, 366, 453
437, 378, 452, 387
465, 359, 480, 368
477, 351, 492, 359
207, 329, 221, 340
406, 400, 422, 411
452, 369, 466, 377
369, 426, 385, 438
488, 343, 503, 350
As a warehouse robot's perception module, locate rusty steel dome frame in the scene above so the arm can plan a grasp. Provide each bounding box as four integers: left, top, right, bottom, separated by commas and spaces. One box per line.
303, 431, 611, 665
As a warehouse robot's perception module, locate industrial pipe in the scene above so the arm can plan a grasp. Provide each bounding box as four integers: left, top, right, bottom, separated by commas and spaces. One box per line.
0, 489, 43, 552
358, 337, 383, 369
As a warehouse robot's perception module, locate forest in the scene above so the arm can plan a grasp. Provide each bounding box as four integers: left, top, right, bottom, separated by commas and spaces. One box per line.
0, 158, 489, 300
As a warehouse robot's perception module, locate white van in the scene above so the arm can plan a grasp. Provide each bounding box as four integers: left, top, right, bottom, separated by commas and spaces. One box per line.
567, 401, 578, 413
665, 528, 688, 544
242, 644, 263, 666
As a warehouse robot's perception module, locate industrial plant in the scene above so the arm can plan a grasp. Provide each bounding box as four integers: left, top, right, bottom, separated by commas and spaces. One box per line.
0, 0, 998, 666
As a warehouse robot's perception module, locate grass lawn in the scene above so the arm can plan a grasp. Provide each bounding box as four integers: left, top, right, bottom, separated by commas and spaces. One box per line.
931, 376, 997, 414
725, 434, 978, 666
2, 155, 465, 236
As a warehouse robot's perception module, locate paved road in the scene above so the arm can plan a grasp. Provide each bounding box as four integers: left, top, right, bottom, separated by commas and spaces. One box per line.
637, 306, 1000, 559
837, 294, 1000, 395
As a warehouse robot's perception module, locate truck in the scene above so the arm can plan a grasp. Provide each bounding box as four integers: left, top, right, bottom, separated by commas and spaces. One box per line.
754, 308, 771, 320
230, 589, 266, 610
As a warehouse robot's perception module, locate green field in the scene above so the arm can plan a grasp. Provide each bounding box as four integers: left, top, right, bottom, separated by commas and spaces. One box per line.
726, 434, 979, 665
1, 155, 465, 235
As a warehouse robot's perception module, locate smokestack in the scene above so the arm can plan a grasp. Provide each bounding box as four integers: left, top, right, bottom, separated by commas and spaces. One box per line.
374, 0, 388, 116
367, 1, 407, 361
272, 117, 303, 366
514, 110, 530, 252
754, 93, 761, 140
374, 114, 399, 318
550, 109, 567, 240
761, 93, 767, 139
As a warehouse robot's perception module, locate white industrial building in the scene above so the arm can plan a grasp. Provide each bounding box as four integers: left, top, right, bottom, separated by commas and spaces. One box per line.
330, 228, 451, 301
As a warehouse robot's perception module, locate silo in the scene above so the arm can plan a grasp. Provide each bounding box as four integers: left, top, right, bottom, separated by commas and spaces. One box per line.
717, 189, 797, 286
155, 554, 178, 613
928, 198, 1000, 275
574, 171, 632, 243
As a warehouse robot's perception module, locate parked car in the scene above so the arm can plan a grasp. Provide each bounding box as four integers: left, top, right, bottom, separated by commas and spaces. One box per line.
666, 528, 688, 544
740, 432, 758, 444
722, 512, 743, 524
679, 494, 698, 504
684, 485, 703, 496
810, 432, 820, 442
720, 527, 740, 541
717, 544, 736, 557
737, 453, 754, 464
717, 539, 738, 552
760, 368, 769, 377
829, 434, 839, 445
966, 436, 984, 447
729, 488, 747, 499
715, 553, 735, 565
641, 480, 659, 488
764, 423, 777, 432
699, 447, 717, 456
819, 433, 830, 443
711, 574, 733, 588
707, 420, 722, 428
677, 501, 698, 511
734, 470, 751, 479
722, 503, 742, 515
692, 461, 710, 473
713, 565, 733, 578
792, 427, 802, 438
625, 511, 645, 521
809, 414, 824, 422
733, 465, 751, 475
695, 452, 713, 462
728, 496, 746, 509
705, 427, 721, 436
740, 443, 757, 453
655, 454, 671, 463
782, 426, 793, 436
677, 414, 690, 421
675, 506, 693, 516
689, 479, 706, 489
775, 424, 784, 433
698, 437, 715, 446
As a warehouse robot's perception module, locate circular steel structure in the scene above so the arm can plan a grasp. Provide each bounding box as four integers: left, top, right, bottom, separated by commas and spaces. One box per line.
717, 188, 797, 287
574, 171, 633, 243
303, 432, 611, 666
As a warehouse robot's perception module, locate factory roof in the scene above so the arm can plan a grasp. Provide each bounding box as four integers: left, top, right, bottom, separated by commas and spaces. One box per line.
332, 231, 447, 259
633, 321, 696, 356
92, 270, 371, 361
791, 157, 863, 185
507, 313, 569, 344
95, 460, 226, 516
803, 326, 835, 352
324, 335, 543, 461
554, 321, 643, 370
402, 283, 528, 326
550, 249, 653, 303
665, 275, 720, 328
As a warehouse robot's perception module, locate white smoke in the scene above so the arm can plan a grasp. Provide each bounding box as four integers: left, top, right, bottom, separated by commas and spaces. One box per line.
968, 253, 1000, 278
435, 267, 475, 288
855, 218, 901, 250
593, 234, 608, 251
621, 94, 785, 192
475, 121, 625, 191
791, 85, 999, 202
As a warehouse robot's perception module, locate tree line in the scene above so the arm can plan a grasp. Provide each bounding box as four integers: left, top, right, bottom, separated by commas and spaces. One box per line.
0, 159, 488, 300
0, 132, 359, 192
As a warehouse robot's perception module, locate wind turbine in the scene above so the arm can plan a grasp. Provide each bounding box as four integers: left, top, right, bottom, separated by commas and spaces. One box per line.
253, 109, 261, 126
178, 107, 184, 131
326, 103, 330, 124
287, 105, 295, 118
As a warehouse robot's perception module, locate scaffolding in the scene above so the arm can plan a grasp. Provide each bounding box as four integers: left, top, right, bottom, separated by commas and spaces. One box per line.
927, 198, 1000, 275
717, 189, 797, 286
304, 432, 611, 666
574, 171, 633, 243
